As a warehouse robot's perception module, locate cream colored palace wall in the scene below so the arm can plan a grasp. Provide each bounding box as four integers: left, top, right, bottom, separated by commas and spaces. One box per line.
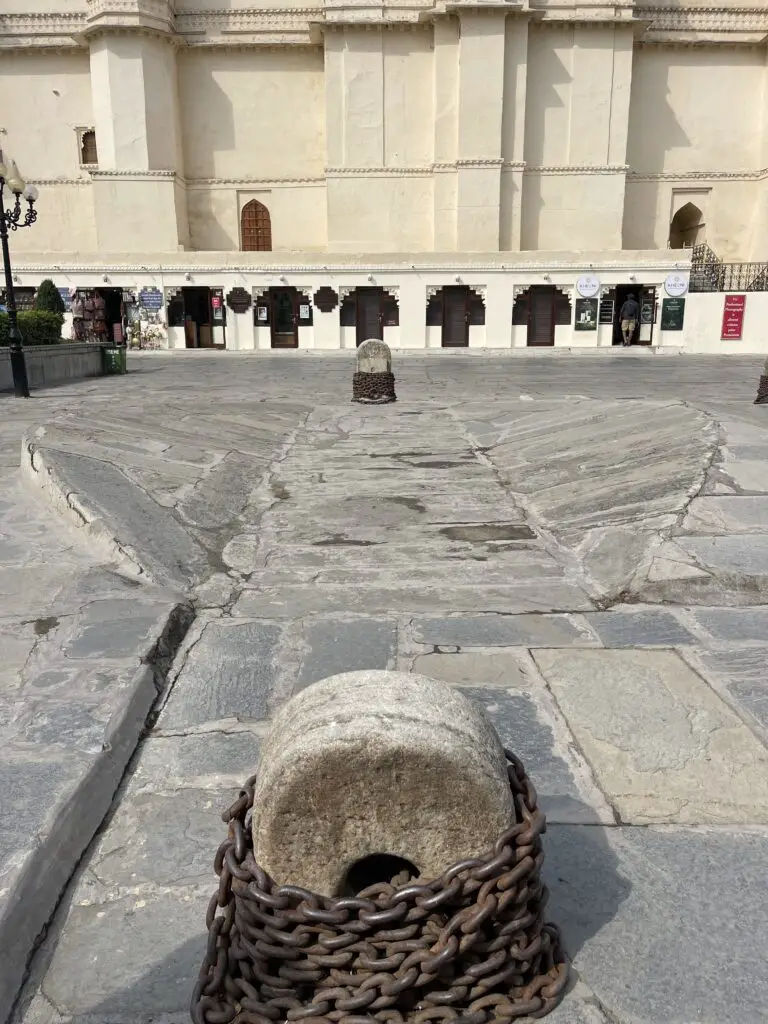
187, 183, 327, 252
177, 48, 325, 181
625, 44, 765, 258
0, 50, 96, 253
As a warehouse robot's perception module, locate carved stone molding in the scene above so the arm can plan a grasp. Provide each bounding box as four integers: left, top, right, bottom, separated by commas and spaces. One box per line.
90, 168, 178, 179
226, 286, 252, 313
325, 166, 432, 177
188, 175, 324, 187
628, 167, 768, 181
253, 287, 269, 301
338, 286, 354, 300
525, 164, 629, 175
426, 286, 441, 300
85, 0, 176, 37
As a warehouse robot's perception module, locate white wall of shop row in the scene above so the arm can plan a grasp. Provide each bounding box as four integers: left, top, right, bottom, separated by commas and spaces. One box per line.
8, 258, 768, 354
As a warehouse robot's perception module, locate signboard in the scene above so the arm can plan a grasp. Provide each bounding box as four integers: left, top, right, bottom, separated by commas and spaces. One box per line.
641, 300, 655, 324
661, 297, 685, 331
665, 273, 689, 297
138, 287, 163, 310
576, 274, 601, 298
598, 300, 614, 325
257, 305, 268, 322
58, 288, 72, 312
721, 294, 746, 340
575, 297, 598, 331
211, 292, 224, 322
299, 304, 310, 320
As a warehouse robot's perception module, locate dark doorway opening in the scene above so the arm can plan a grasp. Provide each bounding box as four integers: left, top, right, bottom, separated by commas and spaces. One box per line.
669, 203, 704, 250
340, 288, 400, 347
96, 288, 123, 344
269, 287, 299, 348
168, 287, 219, 348
612, 285, 656, 346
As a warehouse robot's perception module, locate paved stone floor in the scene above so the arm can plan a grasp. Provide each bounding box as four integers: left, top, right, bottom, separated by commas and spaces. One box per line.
3, 352, 768, 1024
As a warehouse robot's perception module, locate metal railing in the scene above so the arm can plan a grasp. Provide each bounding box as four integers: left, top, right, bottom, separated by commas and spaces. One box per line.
689, 243, 768, 292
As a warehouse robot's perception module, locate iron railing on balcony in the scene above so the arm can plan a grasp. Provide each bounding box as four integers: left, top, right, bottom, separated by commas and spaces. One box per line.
689, 243, 768, 292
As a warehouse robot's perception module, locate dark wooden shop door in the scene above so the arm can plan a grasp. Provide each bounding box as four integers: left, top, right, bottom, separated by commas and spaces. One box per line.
356, 288, 384, 346
442, 287, 469, 347
270, 288, 298, 348
527, 286, 556, 346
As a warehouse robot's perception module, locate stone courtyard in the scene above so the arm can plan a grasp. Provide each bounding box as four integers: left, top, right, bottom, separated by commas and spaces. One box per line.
2, 352, 768, 1024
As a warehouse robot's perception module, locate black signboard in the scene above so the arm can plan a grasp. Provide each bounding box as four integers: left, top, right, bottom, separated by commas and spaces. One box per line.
138, 287, 163, 310
661, 297, 685, 331
574, 297, 598, 331
598, 300, 614, 325
227, 287, 252, 314
641, 300, 655, 325
58, 288, 72, 312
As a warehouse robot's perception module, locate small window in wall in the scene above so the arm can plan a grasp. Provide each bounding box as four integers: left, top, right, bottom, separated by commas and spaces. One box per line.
78, 128, 98, 167
669, 202, 705, 249
241, 199, 272, 251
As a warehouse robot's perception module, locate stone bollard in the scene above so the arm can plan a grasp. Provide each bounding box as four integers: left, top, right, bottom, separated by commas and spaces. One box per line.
353, 338, 396, 403
754, 356, 768, 405
192, 671, 568, 1023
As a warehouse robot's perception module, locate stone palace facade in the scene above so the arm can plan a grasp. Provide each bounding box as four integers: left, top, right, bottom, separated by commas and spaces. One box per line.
1, 0, 768, 352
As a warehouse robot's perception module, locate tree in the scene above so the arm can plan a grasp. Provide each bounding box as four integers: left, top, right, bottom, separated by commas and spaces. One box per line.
34, 279, 66, 315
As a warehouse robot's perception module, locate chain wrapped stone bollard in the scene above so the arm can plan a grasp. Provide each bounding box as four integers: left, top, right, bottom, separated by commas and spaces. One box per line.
191, 671, 569, 1024
755, 356, 768, 405
353, 339, 396, 404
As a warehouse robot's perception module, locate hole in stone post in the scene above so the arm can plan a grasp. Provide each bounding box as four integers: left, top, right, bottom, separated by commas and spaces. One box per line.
341, 854, 419, 896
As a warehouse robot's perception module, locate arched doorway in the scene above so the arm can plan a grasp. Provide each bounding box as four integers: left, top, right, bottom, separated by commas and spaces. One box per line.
241, 200, 272, 251
669, 203, 704, 249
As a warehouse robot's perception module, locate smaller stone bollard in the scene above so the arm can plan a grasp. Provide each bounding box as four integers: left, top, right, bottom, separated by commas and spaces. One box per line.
192, 671, 569, 1024
353, 338, 396, 403
754, 356, 768, 405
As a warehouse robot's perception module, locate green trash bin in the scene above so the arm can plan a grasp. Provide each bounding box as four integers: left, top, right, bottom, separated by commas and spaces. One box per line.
102, 345, 127, 375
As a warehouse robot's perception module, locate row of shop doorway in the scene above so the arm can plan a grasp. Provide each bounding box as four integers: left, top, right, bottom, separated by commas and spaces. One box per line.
47, 283, 658, 349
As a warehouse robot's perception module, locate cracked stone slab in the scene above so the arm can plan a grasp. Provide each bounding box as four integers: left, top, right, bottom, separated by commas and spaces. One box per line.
35, 887, 208, 1018
157, 619, 282, 729
681, 495, 768, 534
411, 614, 597, 649
688, 607, 768, 645
131, 731, 264, 792
25, 445, 211, 587
687, 647, 768, 736
583, 610, 696, 648
297, 617, 398, 689
89, 787, 237, 888
532, 648, 768, 824
545, 825, 768, 1023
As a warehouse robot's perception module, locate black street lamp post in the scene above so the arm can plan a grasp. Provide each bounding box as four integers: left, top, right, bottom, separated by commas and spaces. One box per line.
1, 153, 39, 398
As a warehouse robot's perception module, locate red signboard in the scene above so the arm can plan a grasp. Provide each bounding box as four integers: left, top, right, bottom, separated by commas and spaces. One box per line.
211, 295, 222, 309
721, 294, 746, 340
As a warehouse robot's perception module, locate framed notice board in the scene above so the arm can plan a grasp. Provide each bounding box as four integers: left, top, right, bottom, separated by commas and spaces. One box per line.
661, 297, 685, 331
574, 297, 598, 331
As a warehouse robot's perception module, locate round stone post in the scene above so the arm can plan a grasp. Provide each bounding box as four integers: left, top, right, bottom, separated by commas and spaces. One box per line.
352, 338, 396, 403
193, 670, 569, 1023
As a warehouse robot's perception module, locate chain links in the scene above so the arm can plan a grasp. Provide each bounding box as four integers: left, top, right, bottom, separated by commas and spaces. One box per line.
754, 374, 768, 405
191, 749, 569, 1024
352, 371, 397, 404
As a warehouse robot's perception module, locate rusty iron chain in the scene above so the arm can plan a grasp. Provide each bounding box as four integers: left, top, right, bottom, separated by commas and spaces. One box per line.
754, 374, 768, 405
352, 371, 397, 404
191, 749, 569, 1024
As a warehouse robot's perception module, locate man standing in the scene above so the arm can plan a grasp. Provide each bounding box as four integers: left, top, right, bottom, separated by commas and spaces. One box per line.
619, 292, 639, 347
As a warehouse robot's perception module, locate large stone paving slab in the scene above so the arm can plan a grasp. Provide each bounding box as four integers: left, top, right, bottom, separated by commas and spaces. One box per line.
157, 619, 283, 729
545, 825, 768, 1023
533, 648, 768, 824
411, 614, 597, 648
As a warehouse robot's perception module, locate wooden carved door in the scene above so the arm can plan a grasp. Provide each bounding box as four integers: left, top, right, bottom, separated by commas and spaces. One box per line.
527, 286, 555, 346
270, 288, 298, 348
442, 287, 469, 347
356, 288, 384, 346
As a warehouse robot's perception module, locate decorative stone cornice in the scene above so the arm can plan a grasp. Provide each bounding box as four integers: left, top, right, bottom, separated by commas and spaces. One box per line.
525, 164, 629, 175
89, 168, 179, 179
187, 175, 325, 187
628, 167, 768, 181
325, 166, 433, 176
2, 2, 767, 48
84, 0, 176, 37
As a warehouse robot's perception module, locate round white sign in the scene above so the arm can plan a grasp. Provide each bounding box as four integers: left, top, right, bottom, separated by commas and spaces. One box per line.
665, 273, 689, 297
576, 274, 601, 298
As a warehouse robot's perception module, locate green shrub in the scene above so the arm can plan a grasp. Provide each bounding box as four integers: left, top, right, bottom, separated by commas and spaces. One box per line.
0, 310, 63, 346
34, 279, 66, 314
